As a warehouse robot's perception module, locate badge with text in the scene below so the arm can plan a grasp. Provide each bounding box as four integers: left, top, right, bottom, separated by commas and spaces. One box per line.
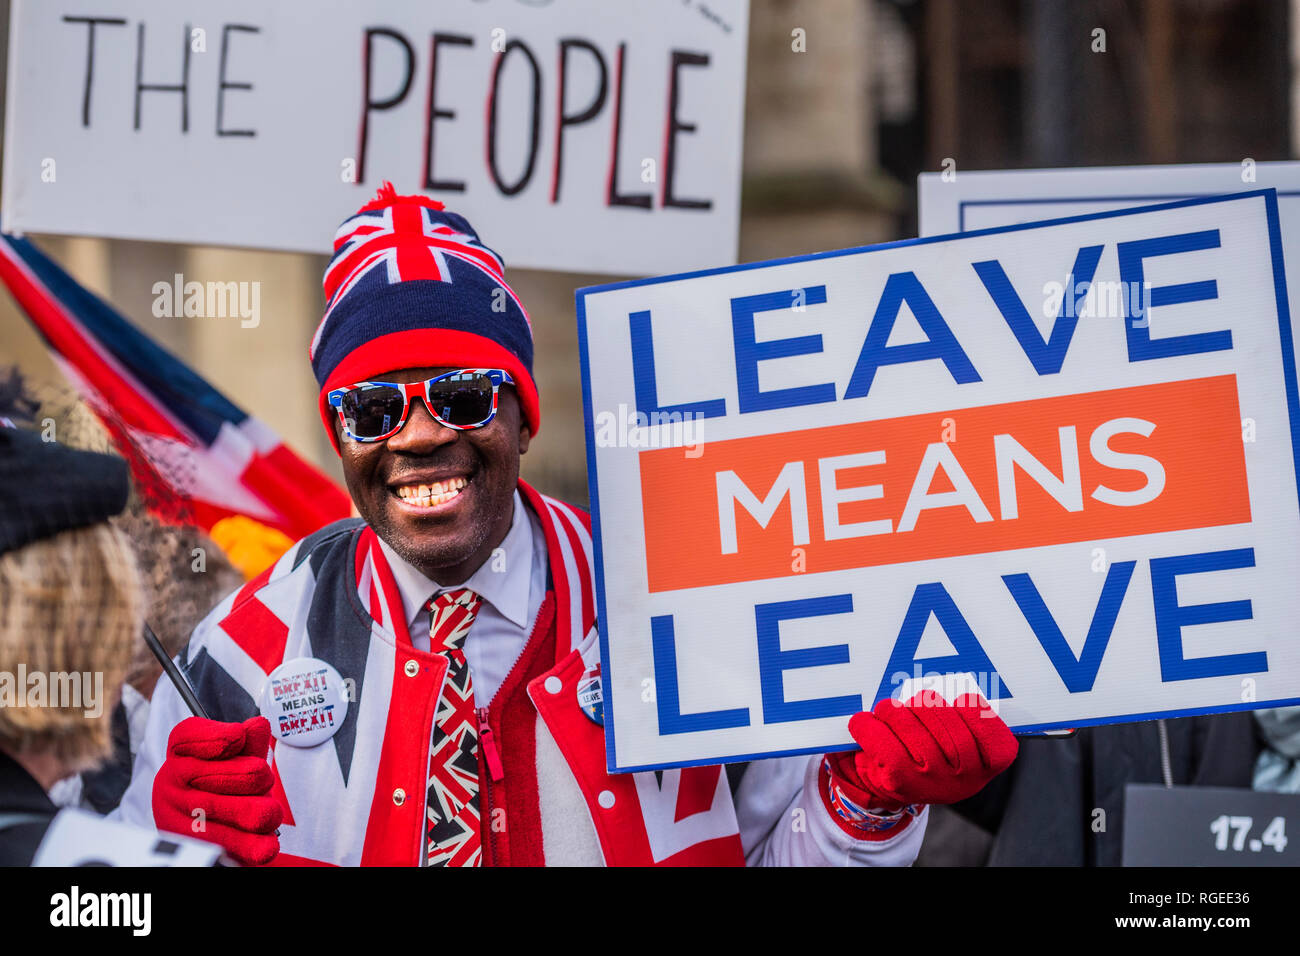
260, 657, 348, 748
577, 662, 604, 725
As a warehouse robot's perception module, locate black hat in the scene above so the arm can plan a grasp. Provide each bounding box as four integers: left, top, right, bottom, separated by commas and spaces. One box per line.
0, 424, 131, 557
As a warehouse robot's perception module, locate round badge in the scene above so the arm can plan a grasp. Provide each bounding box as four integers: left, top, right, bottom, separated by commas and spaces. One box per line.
576, 662, 603, 725
260, 657, 348, 748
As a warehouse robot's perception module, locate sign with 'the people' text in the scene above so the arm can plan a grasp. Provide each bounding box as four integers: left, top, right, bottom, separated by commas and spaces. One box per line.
2, 0, 749, 275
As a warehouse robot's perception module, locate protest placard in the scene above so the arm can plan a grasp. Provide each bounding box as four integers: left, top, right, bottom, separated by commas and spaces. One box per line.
918, 162, 1300, 236
1, 0, 748, 275
918, 162, 1300, 325
578, 189, 1300, 772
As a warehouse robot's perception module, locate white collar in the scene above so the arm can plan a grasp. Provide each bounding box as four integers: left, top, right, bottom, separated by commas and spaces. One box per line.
375, 489, 533, 630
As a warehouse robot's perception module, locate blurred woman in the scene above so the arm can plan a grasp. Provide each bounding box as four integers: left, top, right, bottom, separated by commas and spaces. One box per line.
0, 424, 217, 865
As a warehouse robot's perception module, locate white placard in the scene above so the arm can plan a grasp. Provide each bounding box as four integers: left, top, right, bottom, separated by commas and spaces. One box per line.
2, 0, 749, 276
918, 161, 1300, 323
578, 190, 1300, 772
34, 808, 223, 866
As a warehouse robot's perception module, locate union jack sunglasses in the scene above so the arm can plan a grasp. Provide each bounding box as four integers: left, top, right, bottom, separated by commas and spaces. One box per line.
327, 368, 514, 442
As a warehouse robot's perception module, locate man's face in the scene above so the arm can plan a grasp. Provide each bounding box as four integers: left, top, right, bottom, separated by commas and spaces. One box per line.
335, 365, 531, 584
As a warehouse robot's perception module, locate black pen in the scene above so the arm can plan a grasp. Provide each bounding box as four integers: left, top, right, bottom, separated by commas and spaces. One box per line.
141, 622, 209, 719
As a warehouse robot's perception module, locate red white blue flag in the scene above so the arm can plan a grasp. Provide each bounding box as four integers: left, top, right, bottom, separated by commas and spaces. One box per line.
0, 233, 350, 539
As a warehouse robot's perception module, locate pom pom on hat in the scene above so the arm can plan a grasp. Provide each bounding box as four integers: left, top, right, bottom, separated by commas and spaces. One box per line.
354, 181, 447, 215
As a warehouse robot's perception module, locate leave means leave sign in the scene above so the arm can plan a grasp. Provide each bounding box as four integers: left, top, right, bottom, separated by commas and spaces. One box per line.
578, 190, 1300, 772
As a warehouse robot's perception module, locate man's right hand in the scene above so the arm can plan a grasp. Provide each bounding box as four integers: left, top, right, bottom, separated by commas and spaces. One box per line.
152, 716, 283, 866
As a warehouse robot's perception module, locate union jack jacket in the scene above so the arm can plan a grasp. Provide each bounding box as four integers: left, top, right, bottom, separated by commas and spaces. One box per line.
118, 481, 926, 865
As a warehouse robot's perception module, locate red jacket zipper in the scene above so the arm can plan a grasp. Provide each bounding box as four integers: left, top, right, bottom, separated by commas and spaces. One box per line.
466, 593, 557, 867
475, 593, 555, 867
478, 706, 504, 866
478, 707, 505, 782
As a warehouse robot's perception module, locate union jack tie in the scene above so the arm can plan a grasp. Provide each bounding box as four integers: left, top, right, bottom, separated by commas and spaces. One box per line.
425, 588, 483, 866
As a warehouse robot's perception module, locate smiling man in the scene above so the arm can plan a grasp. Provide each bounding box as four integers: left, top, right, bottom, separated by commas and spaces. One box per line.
342, 363, 526, 584
117, 184, 1018, 866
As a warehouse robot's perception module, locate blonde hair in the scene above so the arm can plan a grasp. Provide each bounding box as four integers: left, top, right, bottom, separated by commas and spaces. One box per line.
0, 521, 143, 771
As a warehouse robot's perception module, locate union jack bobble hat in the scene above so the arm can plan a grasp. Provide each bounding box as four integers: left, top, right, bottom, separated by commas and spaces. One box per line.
310, 183, 538, 452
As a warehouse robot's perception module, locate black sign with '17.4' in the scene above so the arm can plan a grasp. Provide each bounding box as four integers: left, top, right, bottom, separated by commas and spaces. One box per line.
1122, 784, 1299, 867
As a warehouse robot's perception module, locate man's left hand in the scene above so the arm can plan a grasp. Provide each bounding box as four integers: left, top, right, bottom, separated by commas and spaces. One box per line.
826, 690, 1018, 813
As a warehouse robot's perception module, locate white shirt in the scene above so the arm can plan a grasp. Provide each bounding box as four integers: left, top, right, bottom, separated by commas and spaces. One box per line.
375, 490, 548, 706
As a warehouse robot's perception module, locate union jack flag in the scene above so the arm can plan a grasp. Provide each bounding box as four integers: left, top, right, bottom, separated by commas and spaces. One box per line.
0, 233, 351, 540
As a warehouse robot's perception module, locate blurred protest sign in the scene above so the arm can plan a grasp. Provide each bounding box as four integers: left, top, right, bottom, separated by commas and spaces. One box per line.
2, 0, 749, 276
918, 161, 1300, 321
578, 190, 1300, 772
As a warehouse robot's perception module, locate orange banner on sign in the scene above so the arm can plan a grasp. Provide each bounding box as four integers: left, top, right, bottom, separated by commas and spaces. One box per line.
640, 375, 1250, 593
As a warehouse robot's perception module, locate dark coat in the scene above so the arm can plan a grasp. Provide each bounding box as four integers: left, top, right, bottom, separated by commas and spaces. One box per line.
0, 750, 57, 866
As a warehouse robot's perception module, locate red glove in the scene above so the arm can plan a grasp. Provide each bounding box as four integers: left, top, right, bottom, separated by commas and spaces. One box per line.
827, 690, 1018, 813
152, 716, 283, 866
